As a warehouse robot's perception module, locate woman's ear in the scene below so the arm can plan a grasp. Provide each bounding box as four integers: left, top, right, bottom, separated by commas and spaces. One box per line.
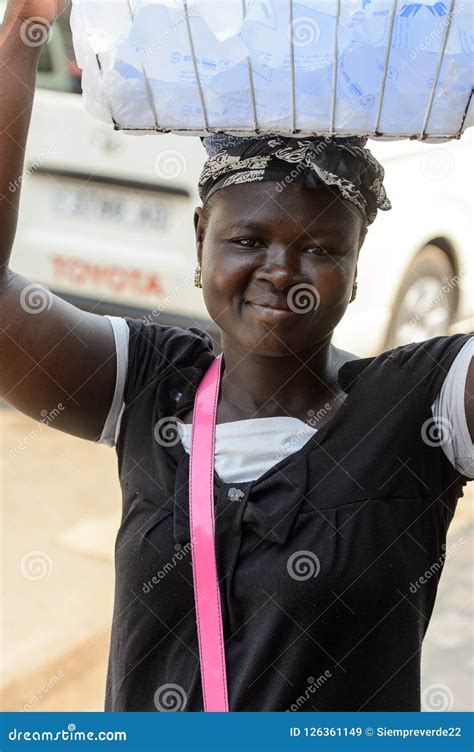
349, 268, 358, 303
194, 206, 203, 264
358, 223, 368, 252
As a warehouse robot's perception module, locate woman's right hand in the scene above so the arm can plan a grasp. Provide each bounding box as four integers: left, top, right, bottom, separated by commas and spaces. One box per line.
3, 0, 69, 28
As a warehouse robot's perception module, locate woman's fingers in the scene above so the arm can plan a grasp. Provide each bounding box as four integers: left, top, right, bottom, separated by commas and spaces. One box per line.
4, 0, 69, 26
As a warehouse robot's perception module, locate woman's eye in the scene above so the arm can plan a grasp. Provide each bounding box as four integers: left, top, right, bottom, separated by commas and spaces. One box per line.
233, 238, 261, 248
306, 245, 329, 255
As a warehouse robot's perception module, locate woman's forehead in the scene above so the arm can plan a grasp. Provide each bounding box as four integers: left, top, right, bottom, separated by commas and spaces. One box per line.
207, 181, 364, 236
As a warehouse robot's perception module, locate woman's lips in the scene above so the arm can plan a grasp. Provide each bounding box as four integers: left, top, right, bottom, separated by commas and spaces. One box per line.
245, 301, 295, 320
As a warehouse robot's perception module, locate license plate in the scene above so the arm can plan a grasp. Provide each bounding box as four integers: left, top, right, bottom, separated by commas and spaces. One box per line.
53, 183, 171, 231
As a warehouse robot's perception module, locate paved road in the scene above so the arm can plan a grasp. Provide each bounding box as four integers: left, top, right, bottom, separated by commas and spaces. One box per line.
1, 406, 472, 712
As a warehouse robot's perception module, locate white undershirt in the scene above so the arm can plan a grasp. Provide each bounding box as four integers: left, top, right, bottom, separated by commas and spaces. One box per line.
178, 416, 318, 483
98, 316, 474, 483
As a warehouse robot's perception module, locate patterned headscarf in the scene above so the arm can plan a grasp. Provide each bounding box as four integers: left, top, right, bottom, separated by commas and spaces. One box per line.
198, 134, 391, 226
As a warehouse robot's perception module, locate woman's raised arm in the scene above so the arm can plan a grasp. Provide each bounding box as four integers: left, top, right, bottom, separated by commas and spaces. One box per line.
0, 1, 118, 442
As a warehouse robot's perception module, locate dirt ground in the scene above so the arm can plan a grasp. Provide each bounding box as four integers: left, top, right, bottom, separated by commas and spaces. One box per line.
1, 405, 472, 712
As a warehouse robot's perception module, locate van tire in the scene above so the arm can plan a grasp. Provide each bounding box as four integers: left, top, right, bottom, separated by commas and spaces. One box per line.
384, 244, 458, 349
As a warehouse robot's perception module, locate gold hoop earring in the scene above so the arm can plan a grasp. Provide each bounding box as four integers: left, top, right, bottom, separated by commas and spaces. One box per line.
194, 263, 202, 289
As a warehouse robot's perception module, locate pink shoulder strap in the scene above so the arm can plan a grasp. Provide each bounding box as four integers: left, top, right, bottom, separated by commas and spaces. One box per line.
189, 353, 229, 712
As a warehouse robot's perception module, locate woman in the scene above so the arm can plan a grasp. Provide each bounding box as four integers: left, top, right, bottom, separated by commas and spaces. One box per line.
1, 0, 473, 713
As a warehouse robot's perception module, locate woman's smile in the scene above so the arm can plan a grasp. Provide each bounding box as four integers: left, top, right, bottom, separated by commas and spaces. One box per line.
244, 294, 296, 322
246, 304, 297, 325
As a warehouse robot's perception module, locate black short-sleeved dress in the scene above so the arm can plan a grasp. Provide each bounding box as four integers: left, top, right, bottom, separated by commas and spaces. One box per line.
104, 319, 472, 712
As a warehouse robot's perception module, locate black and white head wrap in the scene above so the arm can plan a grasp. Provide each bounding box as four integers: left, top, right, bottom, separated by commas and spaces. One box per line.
198, 134, 391, 226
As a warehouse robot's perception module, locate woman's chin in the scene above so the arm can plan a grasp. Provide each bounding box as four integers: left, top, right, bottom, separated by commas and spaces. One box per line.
243, 328, 311, 357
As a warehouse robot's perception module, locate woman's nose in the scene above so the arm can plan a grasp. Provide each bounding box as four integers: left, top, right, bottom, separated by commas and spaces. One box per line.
254, 246, 304, 290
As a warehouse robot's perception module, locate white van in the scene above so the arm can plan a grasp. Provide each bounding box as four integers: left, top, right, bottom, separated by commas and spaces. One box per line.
5, 5, 472, 355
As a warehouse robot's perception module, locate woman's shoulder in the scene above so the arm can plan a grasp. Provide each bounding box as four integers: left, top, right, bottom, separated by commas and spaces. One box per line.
336, 332, 473, 400
122, 317, 215, 403
332, 344, 361, 366
125, 315, 213, 348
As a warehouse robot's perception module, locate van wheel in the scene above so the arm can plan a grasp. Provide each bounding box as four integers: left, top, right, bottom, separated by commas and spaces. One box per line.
384, 245, 458, 349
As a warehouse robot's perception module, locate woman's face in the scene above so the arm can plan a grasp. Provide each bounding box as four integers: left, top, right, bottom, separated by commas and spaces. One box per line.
194, 181, 367, 356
